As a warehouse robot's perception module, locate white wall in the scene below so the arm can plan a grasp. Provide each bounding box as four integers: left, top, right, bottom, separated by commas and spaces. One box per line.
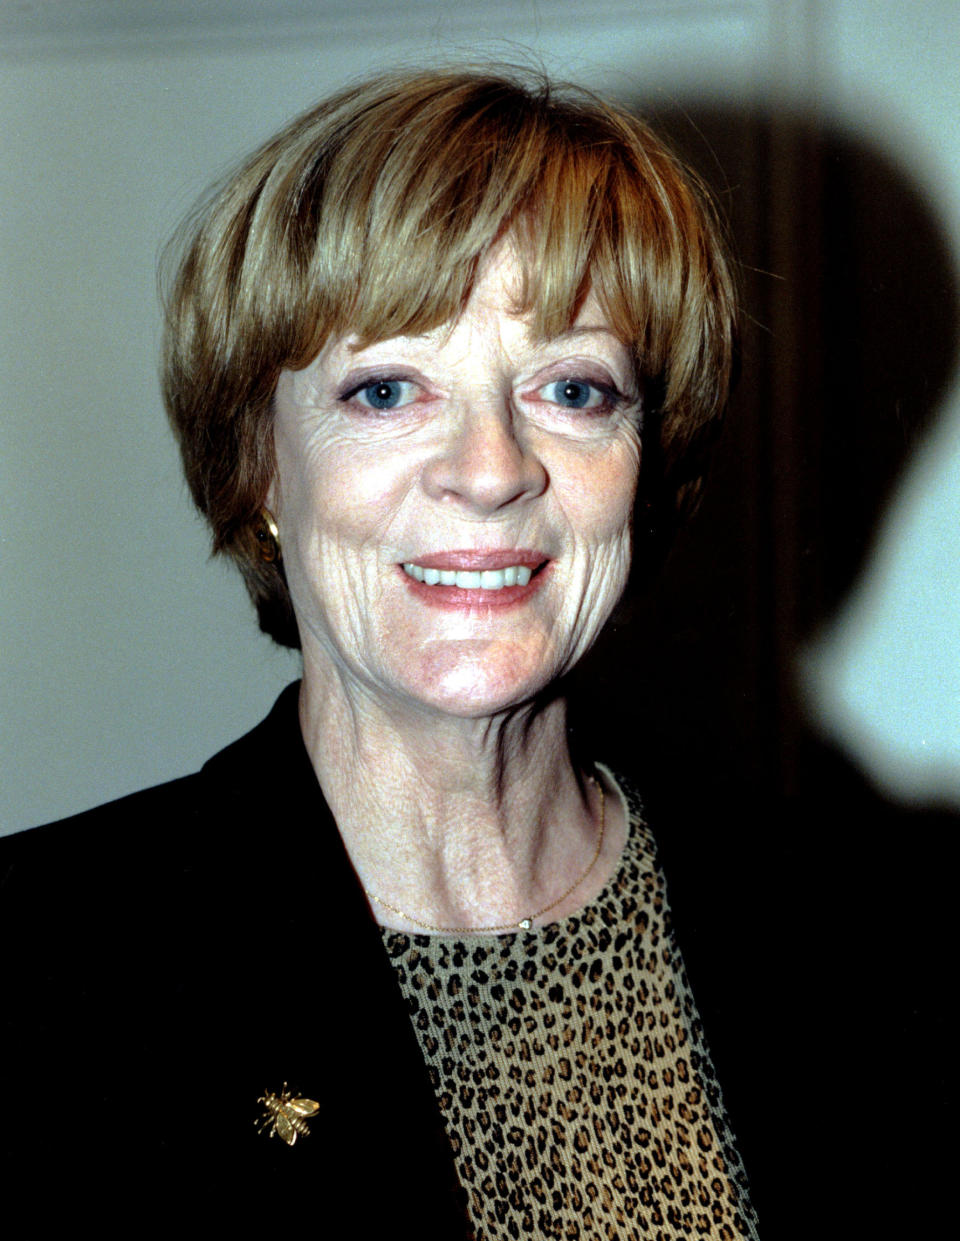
2, 0, 958, 830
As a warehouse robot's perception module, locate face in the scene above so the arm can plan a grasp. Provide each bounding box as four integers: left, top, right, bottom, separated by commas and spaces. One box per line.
270, 243, 642, 721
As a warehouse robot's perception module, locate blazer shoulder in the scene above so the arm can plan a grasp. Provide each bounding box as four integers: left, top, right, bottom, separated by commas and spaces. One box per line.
2, 771, 200, 850
2, 683, 303, 848
0, 682, 306, 893
0, 773, 207, 913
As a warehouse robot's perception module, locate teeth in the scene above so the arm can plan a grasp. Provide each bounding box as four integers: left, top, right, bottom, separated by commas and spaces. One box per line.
403, 563, 534, 589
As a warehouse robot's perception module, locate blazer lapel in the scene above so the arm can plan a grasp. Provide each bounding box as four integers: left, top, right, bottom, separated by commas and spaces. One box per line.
193, 683, 469, 1233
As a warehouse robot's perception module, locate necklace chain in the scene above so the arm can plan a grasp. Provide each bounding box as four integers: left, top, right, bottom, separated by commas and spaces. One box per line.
364, 779, 606, 934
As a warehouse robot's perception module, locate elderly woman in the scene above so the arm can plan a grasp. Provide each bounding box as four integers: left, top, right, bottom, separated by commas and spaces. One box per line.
2, 69, 753, 1238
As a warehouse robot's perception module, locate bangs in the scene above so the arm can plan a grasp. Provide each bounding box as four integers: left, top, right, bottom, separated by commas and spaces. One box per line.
251, 72, 723, 409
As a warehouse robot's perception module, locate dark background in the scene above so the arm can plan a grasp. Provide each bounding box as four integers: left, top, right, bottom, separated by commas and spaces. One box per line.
571, 105, 957, 1237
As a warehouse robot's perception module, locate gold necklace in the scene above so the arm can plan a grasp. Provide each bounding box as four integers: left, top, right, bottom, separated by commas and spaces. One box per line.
364, 780, 605, 934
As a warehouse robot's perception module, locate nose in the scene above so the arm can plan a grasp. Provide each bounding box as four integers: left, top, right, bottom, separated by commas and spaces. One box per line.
422, 402, 548, 513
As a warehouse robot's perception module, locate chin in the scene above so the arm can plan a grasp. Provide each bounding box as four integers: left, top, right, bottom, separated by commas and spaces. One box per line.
399, 641, 557, 718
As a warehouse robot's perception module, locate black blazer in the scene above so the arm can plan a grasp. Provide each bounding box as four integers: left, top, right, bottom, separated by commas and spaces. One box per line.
3, 684, 953, 1238
1, 684, 468, 1236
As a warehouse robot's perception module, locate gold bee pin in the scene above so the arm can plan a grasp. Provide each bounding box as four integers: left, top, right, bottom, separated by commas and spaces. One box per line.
256, 1084, 320, 1146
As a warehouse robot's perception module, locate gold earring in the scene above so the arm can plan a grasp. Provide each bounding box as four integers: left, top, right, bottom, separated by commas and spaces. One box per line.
254, 509, 281, 563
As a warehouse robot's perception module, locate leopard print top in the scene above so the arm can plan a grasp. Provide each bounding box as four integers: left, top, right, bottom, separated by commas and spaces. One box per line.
381, 773, 760, 1240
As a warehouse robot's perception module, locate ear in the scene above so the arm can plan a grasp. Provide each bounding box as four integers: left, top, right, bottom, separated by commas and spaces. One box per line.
252, 507, 281, 565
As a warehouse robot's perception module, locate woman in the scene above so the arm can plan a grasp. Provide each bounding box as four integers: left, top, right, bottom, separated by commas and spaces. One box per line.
2, 69, 751, 1238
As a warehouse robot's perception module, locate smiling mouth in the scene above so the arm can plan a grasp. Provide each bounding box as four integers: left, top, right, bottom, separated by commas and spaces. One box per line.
401, 563, 535, 590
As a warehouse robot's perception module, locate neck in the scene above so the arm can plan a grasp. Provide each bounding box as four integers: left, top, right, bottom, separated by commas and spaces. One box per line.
297, 660, 615, 934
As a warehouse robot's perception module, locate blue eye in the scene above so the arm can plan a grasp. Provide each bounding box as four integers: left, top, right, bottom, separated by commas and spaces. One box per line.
339, 376, 424, 414
359, 380, 405, 409
541, 379, 606, 410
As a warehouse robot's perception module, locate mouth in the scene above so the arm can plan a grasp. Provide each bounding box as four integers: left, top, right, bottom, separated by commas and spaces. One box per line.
402, 563, 535, 590
398, 550, 550, 607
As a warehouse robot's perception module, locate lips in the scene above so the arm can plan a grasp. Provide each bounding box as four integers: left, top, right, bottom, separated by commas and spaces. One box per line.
398, 549, 549, 604
402, 563, 533, 590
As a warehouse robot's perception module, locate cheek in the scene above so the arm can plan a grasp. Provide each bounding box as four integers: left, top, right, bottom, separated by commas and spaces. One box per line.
563, 449, 639, 548
278, 436, 415, 553
323, 452, 421, 558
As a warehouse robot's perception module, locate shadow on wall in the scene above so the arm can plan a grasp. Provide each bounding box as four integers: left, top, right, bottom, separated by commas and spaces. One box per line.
573, 99, 959, 803
570, 100, 958, 1238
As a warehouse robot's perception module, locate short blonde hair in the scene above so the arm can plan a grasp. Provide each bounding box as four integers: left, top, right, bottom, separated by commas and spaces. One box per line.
162, 67, 737, 647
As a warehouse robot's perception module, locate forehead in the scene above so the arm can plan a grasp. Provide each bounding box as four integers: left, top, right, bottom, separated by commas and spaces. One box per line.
462, 241, 613, 330
466, 241, 527, 315
336, 242, 620, 362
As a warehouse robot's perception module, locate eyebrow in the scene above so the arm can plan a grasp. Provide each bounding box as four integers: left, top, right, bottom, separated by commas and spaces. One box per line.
543, 325, 626, 346
337, 323, 626, 358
